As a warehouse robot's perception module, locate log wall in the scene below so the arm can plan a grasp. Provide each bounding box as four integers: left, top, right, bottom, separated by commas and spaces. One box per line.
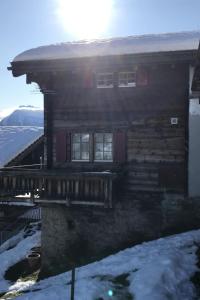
40, 62, 189, 194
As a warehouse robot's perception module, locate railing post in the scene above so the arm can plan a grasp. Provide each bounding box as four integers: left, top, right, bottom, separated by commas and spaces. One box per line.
104, 179, 108, 208
108, 178, 113, 208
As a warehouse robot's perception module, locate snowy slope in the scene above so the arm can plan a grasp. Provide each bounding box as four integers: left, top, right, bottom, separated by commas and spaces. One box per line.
0, 107, 43, 126
13, 31, 200, 62
0, 126, 43, 167
1, 229, 200, 299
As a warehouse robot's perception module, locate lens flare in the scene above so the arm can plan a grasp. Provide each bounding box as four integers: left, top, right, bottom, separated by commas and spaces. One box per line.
57, 0, 113, 39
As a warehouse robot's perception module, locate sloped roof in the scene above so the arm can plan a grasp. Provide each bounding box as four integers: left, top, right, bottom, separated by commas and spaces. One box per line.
0, 127, 43, 167
13, 31, 200, 63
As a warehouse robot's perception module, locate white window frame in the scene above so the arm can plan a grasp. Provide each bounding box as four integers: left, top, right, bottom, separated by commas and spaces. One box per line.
71, 133, 113, 162
96, 73, 114, 88
94, 133, 113, 162
72, 133, 90, 161
118, 71, 136, 88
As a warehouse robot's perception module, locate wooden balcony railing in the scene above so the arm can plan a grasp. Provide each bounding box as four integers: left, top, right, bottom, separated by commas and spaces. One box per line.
0, 170, 117, 208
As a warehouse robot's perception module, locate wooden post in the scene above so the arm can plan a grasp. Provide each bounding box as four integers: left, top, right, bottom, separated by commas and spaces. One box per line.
70, 267, 75, 300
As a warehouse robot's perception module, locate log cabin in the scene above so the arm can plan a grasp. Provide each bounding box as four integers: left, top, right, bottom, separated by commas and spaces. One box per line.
1, 31, 200, 275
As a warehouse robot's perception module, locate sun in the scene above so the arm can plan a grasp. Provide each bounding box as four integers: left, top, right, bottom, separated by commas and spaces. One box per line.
57, 0, 113, 39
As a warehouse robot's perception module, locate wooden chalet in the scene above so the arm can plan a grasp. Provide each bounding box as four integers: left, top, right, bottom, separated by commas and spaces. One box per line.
2, 31, 200, 275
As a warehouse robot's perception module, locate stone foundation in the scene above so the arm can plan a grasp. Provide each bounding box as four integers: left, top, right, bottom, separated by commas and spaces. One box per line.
41, 194, 200, 276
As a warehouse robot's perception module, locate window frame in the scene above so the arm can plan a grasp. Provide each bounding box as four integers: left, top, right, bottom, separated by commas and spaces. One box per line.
96, 72, 114, 89
71, 133, 90, 162
94, 133, 113, 162
71, 132, 113, 162
118, 71, 136, 88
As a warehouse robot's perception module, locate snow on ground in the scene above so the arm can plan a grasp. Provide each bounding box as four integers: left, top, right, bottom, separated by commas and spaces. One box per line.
0, 126, 43, 167
1, 229, 199, 300
0, 224, 40, 293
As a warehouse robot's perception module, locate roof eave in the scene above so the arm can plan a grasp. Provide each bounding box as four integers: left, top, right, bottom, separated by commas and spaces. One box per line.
9, 49, 197, 77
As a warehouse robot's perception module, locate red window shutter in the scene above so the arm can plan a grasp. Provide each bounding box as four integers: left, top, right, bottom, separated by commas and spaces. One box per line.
136, 67, 148, 86
55, 131, 71, 162
66, 133, 71, 162
83, 70, 93, 88
113, 132, 126, 163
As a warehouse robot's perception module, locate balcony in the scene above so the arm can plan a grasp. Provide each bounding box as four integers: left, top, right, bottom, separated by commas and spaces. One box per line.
0, 170, 117, 208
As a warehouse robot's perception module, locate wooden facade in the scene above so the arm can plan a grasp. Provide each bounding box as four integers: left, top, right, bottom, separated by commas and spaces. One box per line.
6, 54, 193, 199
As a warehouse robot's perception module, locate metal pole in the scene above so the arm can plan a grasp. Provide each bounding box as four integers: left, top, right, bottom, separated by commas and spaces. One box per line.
70, 267, 75, 300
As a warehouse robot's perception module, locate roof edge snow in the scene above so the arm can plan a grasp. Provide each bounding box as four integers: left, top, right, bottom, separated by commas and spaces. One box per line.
13, 31, 200, 63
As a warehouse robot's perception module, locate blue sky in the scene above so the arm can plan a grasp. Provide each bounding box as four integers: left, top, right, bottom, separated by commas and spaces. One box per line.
1, 0, 200, 116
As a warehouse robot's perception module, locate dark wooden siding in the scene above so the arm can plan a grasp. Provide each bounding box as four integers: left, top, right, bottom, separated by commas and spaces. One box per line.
47, 62, 189, 193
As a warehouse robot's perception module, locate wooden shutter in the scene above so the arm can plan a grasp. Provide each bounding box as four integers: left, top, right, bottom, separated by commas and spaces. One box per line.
113, 132, 126, 163
83, 70, 93, 88
55, 130, 71, 162
136, 67, 148, 86
66, 133, 71, 162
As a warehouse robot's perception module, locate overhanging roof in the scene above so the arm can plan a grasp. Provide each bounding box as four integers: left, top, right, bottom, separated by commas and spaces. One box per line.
14, 31, 200, 62
10, 31, 200, 77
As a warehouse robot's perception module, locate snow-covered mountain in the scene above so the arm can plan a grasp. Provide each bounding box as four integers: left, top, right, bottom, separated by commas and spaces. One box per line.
0, 106, 43, 126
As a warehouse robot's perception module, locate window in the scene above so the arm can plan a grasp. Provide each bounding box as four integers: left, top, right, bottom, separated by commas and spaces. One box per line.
118, 72, 136, 87
94, 133, 113, 161
96, 73, 113, 88
72, 133, 90, 161
71, 133, 113, 161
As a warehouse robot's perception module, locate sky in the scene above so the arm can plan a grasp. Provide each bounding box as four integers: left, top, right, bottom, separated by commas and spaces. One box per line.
0, 0, 200, 117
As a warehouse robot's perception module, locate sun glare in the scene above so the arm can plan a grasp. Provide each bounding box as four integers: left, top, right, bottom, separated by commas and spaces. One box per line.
57, 0, 113, 39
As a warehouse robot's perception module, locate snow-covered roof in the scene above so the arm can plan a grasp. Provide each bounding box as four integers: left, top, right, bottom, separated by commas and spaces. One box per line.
0, 127, 43, 167
13, 31, 200, 63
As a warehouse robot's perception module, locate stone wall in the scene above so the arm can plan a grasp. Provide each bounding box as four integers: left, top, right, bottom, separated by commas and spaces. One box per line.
41, 194, 200, 276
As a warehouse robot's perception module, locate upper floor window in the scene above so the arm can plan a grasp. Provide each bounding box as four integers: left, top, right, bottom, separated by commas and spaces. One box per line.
72, 133, 90, 161
118, 71, 136, 87
96, 73, 113, 88
94, 133, 113, 161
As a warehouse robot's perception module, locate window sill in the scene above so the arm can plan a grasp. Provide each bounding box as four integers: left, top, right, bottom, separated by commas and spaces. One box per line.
71, 160, 90, 162
94, 160, 113, 162
118, 84, 136, 88
97, 85, 114, 89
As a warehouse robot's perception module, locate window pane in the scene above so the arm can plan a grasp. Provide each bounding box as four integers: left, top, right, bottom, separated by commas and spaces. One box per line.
95, 142, 103, 152
95, 133, 103, 142
119, 72, 136, 87
73, 151, 81, 160
97, 73, 113, 88
104, 133, 112, 143
73, 143, 80, 151
82, 134, 89, 142
82, 151, 89, 160
104, 142, 112, 152
73, 134, 81, 142
104, 152, 112, 160
95, 152, 103, 160
82, 143, 89, 152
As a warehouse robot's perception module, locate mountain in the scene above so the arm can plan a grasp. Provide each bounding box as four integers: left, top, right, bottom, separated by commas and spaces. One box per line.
0, 106, 43, 126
